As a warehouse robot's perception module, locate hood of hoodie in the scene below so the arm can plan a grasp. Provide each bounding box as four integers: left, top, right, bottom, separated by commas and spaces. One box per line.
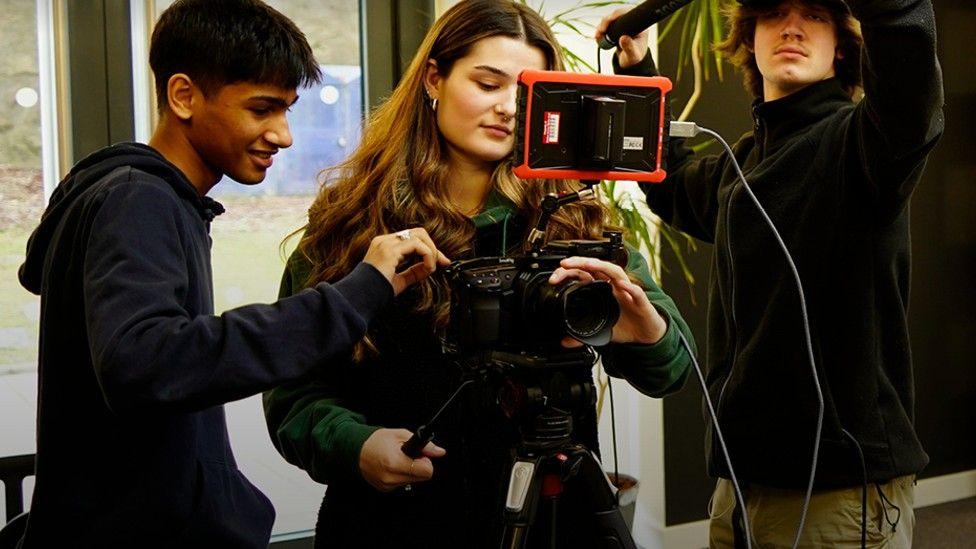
18, 142, 223, 295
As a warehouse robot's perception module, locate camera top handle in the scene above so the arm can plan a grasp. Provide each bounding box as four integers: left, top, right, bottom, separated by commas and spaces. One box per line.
527, 180, 600, 252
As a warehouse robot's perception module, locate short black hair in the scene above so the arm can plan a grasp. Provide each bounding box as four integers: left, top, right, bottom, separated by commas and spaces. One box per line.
149, 0, 322, 111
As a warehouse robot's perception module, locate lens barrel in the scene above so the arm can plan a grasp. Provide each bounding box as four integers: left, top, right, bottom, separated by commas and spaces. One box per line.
533, 279, 619, 346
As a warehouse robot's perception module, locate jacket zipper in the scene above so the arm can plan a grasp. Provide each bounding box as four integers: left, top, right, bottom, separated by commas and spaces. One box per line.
715, 183, 740, 419
714, 113, 761, 437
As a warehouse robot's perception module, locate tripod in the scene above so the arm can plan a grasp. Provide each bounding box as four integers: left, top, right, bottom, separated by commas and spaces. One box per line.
500, 409, 636, 549
400, 352, 636, 548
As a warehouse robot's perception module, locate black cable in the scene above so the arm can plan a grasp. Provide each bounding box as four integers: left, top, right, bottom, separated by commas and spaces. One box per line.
596, 42, 623, 494
842, 428, 868, 549
692, 125, 823, 549
608, 376, 620, 490
677, 331, 752, 548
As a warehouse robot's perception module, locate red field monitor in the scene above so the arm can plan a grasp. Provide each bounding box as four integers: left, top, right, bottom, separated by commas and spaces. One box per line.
512, 70, 673, 183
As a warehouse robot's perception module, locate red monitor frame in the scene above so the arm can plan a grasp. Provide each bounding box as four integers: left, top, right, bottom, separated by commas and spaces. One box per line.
512, 70, 673, 183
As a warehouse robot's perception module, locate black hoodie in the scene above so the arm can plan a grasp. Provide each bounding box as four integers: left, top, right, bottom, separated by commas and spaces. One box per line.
18, 143, 391, 548
620, 0, 944, 488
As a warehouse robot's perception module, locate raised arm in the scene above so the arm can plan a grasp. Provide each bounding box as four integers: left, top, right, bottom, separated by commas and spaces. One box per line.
845, 0, 944, 211
600, 10, 727, 243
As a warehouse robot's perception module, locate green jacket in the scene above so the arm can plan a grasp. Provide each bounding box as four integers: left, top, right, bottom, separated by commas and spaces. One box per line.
263, 192, 694, 492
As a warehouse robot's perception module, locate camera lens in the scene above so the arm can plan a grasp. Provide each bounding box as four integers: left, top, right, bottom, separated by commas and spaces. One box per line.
560, 281, 618, 345
533, 279, 619, 347
564, 283, 607, 335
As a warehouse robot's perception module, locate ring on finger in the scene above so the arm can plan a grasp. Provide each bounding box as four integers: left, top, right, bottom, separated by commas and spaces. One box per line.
403, 461, 417, 492
395, 229, 412, 241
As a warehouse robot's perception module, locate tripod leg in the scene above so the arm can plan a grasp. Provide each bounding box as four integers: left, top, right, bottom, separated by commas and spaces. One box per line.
547, 496, 557, 549
501, 526, 529, 549
500, 460, 567, 549
501, 457, 544, 549
565, 447, 637, 549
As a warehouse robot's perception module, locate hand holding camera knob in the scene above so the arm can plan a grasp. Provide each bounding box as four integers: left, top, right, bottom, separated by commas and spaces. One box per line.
549, 256, 668, 347
362, 227, 451, 296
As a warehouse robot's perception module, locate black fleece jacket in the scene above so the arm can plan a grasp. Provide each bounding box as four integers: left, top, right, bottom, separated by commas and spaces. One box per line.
17, 143, 391, 548
621, 0, 944, 488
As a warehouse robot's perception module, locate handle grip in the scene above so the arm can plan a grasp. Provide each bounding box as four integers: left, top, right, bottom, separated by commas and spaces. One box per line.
401, 425, 433, 459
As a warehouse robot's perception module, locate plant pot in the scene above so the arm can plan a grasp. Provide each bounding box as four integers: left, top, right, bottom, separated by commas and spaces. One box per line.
609, 472, 640, 531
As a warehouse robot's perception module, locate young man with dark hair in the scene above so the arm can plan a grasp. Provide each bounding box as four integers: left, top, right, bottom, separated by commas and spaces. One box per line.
16, 1, 447, 547
599, 0, 942, 546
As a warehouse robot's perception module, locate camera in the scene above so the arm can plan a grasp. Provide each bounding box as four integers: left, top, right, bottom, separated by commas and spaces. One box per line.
444, 231, 626, 356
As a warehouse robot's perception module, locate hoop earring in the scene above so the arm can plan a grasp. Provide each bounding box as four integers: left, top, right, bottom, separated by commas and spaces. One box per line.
431, 98, 438, 112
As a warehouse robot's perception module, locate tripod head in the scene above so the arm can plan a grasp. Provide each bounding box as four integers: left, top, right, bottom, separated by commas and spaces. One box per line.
482, 348, 597, 441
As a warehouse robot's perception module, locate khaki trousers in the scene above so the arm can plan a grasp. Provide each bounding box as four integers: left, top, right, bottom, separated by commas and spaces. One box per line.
708, 475, 915, 548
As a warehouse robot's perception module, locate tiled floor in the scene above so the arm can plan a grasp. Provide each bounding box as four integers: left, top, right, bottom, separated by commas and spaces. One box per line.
0, 374, 323, 536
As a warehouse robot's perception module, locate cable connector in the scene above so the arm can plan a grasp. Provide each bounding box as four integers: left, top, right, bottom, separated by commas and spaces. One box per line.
669, 121, 701, 138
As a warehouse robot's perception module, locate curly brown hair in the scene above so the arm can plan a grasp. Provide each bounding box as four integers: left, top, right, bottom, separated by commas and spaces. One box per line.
716, 0, 863, 99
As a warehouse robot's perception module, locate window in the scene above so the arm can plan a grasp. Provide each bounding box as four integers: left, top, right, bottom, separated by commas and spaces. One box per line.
0, 0, 50, 519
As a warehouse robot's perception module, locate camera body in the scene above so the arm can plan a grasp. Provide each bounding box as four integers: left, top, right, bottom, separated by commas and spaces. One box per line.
445, 231, 625, 356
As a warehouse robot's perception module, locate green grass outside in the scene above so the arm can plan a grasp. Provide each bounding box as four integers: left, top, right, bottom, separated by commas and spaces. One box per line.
0, 229, 36, 326
1, 229, 39, 370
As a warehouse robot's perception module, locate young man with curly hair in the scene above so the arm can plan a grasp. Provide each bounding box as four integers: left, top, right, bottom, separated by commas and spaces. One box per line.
599, 0, 943, 546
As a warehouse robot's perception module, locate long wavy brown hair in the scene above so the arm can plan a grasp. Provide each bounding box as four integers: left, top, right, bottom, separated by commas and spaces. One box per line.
296, 0, 614, 354
716, 0, 863, 99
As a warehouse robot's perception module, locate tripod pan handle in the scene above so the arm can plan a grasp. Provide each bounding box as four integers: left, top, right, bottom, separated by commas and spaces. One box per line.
401, 425, 433, 459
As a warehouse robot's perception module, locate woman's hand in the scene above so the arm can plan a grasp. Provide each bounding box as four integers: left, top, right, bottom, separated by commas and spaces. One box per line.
549, 256, 667, 348
358, 428, 446, 492
594, 6, 651, 70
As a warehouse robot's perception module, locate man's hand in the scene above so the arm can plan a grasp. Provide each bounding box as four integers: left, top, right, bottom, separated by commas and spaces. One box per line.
362, 228, 450, 296
549, 257, 668, 348
358, 428, 446, 492
595, 7, 651, 70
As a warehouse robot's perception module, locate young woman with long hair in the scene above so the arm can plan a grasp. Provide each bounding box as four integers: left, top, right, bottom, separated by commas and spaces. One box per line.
264, 1, 694, 546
